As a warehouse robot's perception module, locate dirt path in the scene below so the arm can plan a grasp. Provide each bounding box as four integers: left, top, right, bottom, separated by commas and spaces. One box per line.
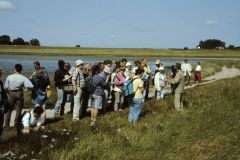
7, 66, 240, 126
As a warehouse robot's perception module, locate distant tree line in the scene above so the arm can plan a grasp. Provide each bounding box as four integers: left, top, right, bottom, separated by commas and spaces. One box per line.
198, 39, 240, 50
0, 35, 40, 46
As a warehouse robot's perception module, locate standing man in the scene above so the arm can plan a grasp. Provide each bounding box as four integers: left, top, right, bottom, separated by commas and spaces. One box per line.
29, 61, 49, 82
54, 60, 69, 116
4, 64, 33, 128
142, 58, 151, 101
166, 63, 185, 111
72, 59, 85, 121
0, 67, 8, 141
181, 59, 192, 86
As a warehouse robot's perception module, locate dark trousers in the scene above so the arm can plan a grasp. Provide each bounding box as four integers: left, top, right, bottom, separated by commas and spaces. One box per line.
0, 107, 4, 140
4, 91, 24, 127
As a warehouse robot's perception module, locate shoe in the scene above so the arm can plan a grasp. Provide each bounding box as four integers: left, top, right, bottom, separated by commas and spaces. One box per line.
89, 121, 96, 127
118, 109, 124, 112
86, 108, 91, 113
54, 112, 60, 118
73, 118, 80, 122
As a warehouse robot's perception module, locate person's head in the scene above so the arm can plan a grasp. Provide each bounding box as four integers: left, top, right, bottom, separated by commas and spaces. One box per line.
126, 62, 132, 70
155, 60, 161, 67
98, 62, 104, 71
158, 67, 164, 74
197, 61, 200, 65
58, 60, 65, 69
75, 59, 84, 70
104, 60, 112, 67
142, 58, 148, 65
15, 64, 22, 73
135, 68, 144, 77
33, 105, 44, 118
103, 66, 111, 76
121, 58, 127, 66
92, 64, 100, 76
64, 62, 71, 71
0, 67, 3, 78
175, 63, 181, 70
34, 61, 41, 70
184, 59, 188, 63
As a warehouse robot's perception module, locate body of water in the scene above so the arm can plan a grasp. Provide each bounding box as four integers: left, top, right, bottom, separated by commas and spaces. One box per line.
0, 54, 239, 73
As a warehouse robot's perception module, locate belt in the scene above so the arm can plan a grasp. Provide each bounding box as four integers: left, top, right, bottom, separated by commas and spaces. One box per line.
9, 90, 22, 92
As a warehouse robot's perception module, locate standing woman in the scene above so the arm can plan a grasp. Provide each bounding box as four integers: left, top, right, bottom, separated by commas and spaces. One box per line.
194, 62, 202, 86
31, 70, 50, 123
128, 68, 144, 124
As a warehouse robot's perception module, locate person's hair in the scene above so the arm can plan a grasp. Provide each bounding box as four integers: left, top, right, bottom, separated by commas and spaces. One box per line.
34, 61, 40, 66
175, 63, 181, 70
135, 68, 144, 75
92, 64, 100, 76
121, 58, 127, 63
58, 60, 65, 69
33, 106, 44, 116
184, 59, 188, 63
0, 67, 3, 73
15, 64, 23, 72
103, 60, 112, 65
197, 62, 200, 65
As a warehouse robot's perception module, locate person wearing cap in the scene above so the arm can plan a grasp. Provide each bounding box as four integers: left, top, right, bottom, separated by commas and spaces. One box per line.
154, 67, 166, 100
4, 64, 34, 128
181, 59, 192, 86
124, 62, 132, 81
0, 67, 8, 141
54, 60, 69, 116
72, 59, 85, 121
89, 66, 111, 127
166, 63, 185, 111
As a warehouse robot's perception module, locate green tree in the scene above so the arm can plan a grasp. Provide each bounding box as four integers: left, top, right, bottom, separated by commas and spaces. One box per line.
198, 39, 225, 49
12, 38, 25, 45
30, 38, 40, 46
228, 45, 235, 49
0, 35, 11, 45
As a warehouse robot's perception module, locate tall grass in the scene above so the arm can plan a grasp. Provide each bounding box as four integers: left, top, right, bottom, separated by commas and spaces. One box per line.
1, 75, 240, 160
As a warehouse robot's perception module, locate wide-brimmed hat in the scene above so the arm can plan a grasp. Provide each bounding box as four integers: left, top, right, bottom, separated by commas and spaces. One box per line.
155, 60, 161, 64
126, 62, 132, 66
103, 66, 112, 74
75, 59, 84, 66
158, 66, 164, 71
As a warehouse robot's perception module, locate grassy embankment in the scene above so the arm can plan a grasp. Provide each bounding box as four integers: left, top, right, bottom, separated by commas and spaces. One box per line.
0, 45, 240, 58
0, 62, 240, 159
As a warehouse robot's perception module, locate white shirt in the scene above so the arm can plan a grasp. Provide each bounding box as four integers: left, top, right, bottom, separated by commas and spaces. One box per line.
181, 63, 192, 76
154, 72, 166, 90
22, 111, 43, 127
124, 68, 131, 81
195, 65, 201, 72
5, 73, 33, 90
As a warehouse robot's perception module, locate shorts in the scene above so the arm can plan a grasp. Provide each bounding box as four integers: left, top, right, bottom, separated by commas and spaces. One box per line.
91, 94, 102, 109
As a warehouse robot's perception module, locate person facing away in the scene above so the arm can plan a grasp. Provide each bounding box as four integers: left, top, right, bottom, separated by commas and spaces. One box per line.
128, 68, 144, 124
54, 60, 69, 116
194, 62, 202, 85
154, 67, 166, 100
89, 66, 111, 127
20, 105, 44, 135
4, 64, 33, 128
181, 59, 192, 86
166, 63, 185, 111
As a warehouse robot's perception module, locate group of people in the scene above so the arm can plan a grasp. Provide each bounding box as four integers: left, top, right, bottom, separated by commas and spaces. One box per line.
0, 58, 201, 140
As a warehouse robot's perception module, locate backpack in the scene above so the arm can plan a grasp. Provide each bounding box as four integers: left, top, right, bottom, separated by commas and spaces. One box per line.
122, 78, 137, 98
87, 76, 97, 94
17, 111, 31, 135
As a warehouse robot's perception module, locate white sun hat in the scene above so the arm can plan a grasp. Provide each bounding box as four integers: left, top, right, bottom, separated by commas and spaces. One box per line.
75, 59, 84, 66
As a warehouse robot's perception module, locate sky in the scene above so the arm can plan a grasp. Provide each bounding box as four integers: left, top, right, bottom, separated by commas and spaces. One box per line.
0, 0, 240, 48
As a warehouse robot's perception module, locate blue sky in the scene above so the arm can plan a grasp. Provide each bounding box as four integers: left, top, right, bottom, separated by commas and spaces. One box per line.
0, 0, 240, 48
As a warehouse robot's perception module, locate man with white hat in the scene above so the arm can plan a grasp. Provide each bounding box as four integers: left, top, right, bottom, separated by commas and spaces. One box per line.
71, 59, 85, 121
124, 62, 132, 81
154, 66, 166, 100
89, 66, 111, 127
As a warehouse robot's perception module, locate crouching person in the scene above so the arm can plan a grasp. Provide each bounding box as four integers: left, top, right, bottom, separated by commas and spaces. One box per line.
20, 105, 44, 135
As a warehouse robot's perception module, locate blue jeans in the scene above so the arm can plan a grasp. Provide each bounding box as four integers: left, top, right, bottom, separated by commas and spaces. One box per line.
128, 98, 142, 124
156, 86, 165, 100
54, 88, 67, 115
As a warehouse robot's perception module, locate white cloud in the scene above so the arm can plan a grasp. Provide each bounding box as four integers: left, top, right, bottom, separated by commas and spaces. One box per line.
205, 20, 218, 25
0, 1, 15, 10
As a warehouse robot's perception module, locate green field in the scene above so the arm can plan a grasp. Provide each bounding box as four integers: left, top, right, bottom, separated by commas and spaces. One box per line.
0, 45, 240, 58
